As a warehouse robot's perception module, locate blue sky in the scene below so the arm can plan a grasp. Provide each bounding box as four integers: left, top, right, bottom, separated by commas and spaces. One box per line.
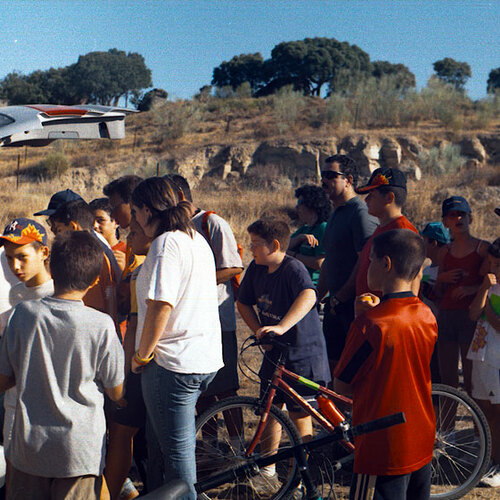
1, 0, 498, 102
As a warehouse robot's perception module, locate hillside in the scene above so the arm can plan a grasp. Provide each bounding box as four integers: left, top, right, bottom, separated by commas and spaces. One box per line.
0, 96, 498, 244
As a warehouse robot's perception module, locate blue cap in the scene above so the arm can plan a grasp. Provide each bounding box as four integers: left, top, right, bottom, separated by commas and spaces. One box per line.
34, 189, 83, 216
421, 222, 450, 245
442, 196, 471, 217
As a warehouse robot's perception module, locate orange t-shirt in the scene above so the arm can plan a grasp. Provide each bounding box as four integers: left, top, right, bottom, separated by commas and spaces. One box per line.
334, 294, 437, 476
356, 216, 418, 296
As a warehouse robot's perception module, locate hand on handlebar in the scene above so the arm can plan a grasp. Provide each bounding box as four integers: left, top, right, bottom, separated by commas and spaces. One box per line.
256, 325, 285, 351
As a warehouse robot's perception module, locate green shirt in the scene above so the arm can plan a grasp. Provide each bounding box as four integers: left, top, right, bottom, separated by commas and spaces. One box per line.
291, 222, 327, 286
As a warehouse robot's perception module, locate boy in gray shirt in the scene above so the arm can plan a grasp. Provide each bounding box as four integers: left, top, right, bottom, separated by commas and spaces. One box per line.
0, 231, 124, 500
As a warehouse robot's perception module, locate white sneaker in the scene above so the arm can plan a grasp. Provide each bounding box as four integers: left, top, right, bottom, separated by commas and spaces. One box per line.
480, 463, 500, 488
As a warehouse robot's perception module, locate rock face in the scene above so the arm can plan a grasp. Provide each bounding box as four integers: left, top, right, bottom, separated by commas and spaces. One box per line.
162, 133, 499, 184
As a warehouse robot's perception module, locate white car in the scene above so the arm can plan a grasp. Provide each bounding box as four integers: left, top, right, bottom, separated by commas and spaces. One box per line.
0, 104, 136, 147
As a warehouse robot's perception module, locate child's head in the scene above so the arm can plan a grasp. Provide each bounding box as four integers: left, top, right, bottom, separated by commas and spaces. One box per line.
50, 231, 103, 295
355, 168, 407, 217
103, 175, 144, 229
163, 174, 193, 203
51, 200, 95, 234
368, 229, 426, 292
441, 196, 472, 236
487, 238, 500, 280
421, 222, 450, 258
0, 218, 50, 286
247, 218, 290, 266
89, 198, 119, 244
33, 189, 83, 233
127, 218, 151, 256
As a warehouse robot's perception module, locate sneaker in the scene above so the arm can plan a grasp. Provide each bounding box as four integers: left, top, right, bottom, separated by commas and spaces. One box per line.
250, 472, 281, 496
119, 477, 139, 499
480, 463, 500, 488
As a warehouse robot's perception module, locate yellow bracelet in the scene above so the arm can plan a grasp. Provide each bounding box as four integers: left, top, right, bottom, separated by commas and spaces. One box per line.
134, 350, 155, 366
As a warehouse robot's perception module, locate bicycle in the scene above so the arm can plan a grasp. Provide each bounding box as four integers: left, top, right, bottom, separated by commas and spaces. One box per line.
195, 335, 491, 500
196, 411, 406, 500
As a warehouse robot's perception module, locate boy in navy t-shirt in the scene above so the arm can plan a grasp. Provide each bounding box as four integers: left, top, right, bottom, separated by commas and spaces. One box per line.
237, 218, 330, 491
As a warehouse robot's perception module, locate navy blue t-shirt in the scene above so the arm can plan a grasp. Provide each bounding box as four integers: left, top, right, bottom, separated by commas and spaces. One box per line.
238, 256, 331, 384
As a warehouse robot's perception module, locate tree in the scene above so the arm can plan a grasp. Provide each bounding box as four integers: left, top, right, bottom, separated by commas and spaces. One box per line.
487, 67, 500, 94
433, 57, 471, 91
211, 53, 265, 95
372, 61, 416, 91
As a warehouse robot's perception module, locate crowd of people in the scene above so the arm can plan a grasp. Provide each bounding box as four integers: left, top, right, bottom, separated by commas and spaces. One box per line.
0, 154, 496, 499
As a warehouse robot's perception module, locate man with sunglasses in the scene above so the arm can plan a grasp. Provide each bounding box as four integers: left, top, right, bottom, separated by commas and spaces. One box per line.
317, 155, 378, 373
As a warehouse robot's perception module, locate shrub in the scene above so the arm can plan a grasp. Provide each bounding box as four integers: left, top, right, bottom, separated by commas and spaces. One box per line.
418, 144, 465, 175
33, 152, 70, 179
272, 86, 306, 133
151, 100, 200, 141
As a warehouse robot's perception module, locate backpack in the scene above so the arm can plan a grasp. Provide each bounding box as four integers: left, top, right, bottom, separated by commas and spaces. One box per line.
201, 210, 243, 298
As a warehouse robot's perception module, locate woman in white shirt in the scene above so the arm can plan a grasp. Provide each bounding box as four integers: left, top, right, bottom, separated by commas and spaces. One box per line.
130, 177, 223, 499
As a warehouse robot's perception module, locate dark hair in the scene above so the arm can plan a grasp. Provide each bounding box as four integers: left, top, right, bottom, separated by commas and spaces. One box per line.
52, 200, 95, 231
131, 177, 194, 238
488, 238, 500, 259
89, 197, 112, 217
103, 175, 143, 204
163, 174, 193, 202
376, 185, 407, 208
372, 229, 425, 281
324, 154, 359, 186
247, 218, 291, 250
294, 185, 331, 223
50, 231, 103, 293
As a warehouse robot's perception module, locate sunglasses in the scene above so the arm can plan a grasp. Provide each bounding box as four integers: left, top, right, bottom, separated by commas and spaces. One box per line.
321, 171, 345, 180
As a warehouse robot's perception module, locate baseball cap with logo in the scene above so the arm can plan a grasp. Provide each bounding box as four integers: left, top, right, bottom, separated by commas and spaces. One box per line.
33, 189, 83, 216
442, 196, 471, 217
0, 218, 48, 246
355, 167, 407, 194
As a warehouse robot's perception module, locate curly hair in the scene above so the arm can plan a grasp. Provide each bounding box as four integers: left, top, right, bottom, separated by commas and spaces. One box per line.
294, 185, 332, 223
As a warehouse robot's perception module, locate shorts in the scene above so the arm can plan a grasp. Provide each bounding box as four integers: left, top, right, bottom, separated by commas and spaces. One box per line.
438, 309, 477, 344
471, 361, 500, 404
202, 331, 239, 397
350, 462, 431, 500
113, 372, 147, 428
8, 467, 102, 500
323, 299, 354, 362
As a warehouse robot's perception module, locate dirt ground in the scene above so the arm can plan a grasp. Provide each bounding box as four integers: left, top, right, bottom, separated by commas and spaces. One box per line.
234, 316, 497, 499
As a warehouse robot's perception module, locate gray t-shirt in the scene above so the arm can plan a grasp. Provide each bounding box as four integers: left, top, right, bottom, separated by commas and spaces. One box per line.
0, 297, 124, 478
192, 210, 243, 332
322, 197, 378, 295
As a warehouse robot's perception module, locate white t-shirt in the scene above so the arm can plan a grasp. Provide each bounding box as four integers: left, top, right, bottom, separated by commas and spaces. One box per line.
136, 230, 223, 374
192, 210, 243, 332
0, 249, 18, 315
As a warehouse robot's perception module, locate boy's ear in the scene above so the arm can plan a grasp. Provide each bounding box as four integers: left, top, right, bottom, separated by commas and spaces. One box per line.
271, 239, 281, 253
383, 255, 392, 272
40, 246, 50, 260
69, 221, 80, 231
384, 191, 395, 205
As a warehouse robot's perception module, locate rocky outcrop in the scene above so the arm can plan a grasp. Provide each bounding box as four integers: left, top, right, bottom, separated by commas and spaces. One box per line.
161, 133, 499, 184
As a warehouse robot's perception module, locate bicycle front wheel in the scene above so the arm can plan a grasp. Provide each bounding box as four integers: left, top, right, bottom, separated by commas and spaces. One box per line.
430, 384, 491, 499
195, 396, 302, 500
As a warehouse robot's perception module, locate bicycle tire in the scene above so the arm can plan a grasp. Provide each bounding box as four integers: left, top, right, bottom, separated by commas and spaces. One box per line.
430, 384, 491, 499
195, 396, 302, 500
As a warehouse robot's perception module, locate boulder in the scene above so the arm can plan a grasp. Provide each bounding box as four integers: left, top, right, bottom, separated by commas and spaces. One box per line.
399, 161, 422, 181
459, 137, 486, 163
338, 135, 381, 176
397, 136, 423, 161
478, 134, 500, 163
380, 138, 402, 169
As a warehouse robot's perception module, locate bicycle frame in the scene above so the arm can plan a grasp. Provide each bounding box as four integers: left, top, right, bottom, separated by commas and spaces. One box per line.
245, 355, 355, 457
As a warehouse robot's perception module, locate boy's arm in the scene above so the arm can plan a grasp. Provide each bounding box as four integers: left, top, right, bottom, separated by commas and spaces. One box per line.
236, 301, 261, 333
216, 267, 243, 285
105, 382, 124, 402
123, 315, 137, 375
256, 288, 316, 338
469, 274, 495, 321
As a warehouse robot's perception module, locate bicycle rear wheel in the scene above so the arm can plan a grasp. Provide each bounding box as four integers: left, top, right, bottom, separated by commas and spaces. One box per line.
430, 384, 491, 499
195, 396, 302, 500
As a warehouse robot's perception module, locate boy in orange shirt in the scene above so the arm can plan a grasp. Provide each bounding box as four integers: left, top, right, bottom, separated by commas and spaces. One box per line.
355, 168, 418, 296
335, 229, 437, 499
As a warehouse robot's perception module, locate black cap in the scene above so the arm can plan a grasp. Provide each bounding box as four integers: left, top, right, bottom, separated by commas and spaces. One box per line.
355, 168, 407, 194
34, 189, 83, 216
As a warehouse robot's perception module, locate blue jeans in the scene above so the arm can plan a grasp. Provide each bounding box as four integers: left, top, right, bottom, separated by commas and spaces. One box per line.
141, 361, 215, 500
